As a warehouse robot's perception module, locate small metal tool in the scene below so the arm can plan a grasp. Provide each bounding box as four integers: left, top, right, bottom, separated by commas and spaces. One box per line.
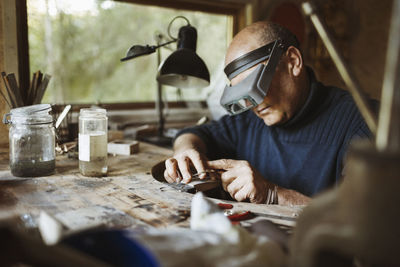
167, 169, 224, 193
168, 182, 196, 193
168, 178, 221, 193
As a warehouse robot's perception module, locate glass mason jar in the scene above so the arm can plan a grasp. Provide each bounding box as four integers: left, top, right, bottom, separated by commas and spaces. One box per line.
79, 108, 108, 177
3, 104, 55, 177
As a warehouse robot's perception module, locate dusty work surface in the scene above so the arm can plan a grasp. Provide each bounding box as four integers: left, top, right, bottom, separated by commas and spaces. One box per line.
0, 142, 302, 231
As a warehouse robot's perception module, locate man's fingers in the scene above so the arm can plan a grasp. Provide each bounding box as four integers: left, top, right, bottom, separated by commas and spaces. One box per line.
165, 158, 180, 182
190, 153, 207, 179
207, 159, 235, 170
220, 171, 236, 192
226, 175, 245, 200
233, 188, 248, 202
164, 169, 176, 183
177, 157, 192, 183
164, 149, 208, 183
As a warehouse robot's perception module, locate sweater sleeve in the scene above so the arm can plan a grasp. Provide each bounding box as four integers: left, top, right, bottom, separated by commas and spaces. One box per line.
175, 112, 250, 160
339, 111, 374, 179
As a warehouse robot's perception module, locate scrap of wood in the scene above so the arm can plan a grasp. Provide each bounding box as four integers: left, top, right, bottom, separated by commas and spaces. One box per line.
33, 73, 50, 104
108, 140, 139, 155
27, 72, 37, 105
33, 70, 42, 100
6, 73, 24, 107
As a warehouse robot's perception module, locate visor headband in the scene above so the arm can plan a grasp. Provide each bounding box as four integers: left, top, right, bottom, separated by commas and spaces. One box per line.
224, 39, 289, 80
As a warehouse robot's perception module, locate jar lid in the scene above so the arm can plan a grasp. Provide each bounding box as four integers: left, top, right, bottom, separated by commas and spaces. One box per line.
3, 104, 53, 125
79, 108, 107, 117
10, 104, 52, 115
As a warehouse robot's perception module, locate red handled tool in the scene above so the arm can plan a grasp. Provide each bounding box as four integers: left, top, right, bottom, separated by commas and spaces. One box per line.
217, 203, 255, 223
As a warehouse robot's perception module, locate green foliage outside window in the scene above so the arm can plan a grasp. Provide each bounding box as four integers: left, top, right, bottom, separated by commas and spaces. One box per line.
28, 0, 229, 104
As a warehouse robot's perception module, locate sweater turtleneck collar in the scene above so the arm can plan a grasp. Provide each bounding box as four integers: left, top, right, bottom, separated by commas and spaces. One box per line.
279, 66, 326, 128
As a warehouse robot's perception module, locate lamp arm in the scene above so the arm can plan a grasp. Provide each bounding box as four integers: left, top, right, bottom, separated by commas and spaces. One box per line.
154, 39, 176, 49
121, 39, 176, 62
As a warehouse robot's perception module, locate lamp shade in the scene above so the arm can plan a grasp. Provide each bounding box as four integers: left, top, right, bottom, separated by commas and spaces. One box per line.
157, 48, 210, 89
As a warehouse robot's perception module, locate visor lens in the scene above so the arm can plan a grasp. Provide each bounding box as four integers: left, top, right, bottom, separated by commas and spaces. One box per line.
225, 97, 256, 115
238, 98, 250, 108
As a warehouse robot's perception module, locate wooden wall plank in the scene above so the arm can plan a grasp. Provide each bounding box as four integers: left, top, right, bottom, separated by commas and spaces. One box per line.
0, 0, 9, 147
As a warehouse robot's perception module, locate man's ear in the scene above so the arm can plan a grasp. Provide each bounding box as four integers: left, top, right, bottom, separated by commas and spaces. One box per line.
286, 46, 303, 77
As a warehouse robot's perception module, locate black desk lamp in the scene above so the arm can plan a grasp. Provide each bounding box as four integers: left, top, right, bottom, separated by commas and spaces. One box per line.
121, 16, 210, 146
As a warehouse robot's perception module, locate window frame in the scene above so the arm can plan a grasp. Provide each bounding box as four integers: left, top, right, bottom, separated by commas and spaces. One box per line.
11, 0, 247, 108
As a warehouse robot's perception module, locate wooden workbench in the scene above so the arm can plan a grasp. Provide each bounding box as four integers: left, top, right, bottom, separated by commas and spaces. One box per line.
0, 142, 302, 232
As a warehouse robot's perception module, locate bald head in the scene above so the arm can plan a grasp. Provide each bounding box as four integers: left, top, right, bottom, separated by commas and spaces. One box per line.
225, 21, 299, 66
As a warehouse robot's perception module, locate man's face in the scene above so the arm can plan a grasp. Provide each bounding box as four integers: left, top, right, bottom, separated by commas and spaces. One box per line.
230, 58, 298, 126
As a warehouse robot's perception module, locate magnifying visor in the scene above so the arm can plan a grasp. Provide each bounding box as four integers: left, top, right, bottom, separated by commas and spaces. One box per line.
220, 39, 288, 115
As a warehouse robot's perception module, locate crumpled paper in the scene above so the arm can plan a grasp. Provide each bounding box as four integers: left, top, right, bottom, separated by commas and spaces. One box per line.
133, 192, 286, 267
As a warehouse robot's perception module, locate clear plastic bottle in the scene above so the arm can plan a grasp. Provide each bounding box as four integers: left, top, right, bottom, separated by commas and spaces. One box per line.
3, 104, 55, 177
78, 108, 108, 177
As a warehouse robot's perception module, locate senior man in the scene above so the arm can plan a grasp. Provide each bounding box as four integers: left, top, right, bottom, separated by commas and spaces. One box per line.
164, 21, 372, 205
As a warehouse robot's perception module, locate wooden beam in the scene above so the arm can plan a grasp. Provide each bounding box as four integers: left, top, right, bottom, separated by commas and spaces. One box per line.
15, 0, 30, 103
1, 0, 29, 103
118, 0, 245, 15
116, 0, 249, 34
2, 1, 18, 76
0, 0, 8, 147
52, 101, 208, 113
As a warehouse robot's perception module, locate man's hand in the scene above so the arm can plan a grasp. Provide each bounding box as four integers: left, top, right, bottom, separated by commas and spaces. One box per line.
164, 133, 209, 184
208, 159, 273, 204
165, 134, 311, 206
164, 148, 208, 184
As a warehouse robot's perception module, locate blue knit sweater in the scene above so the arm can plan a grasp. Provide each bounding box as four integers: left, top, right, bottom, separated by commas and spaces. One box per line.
177, 69, 373, 196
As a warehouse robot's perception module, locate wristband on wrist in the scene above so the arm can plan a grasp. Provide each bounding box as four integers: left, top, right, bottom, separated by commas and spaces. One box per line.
266, 185, 278, 204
